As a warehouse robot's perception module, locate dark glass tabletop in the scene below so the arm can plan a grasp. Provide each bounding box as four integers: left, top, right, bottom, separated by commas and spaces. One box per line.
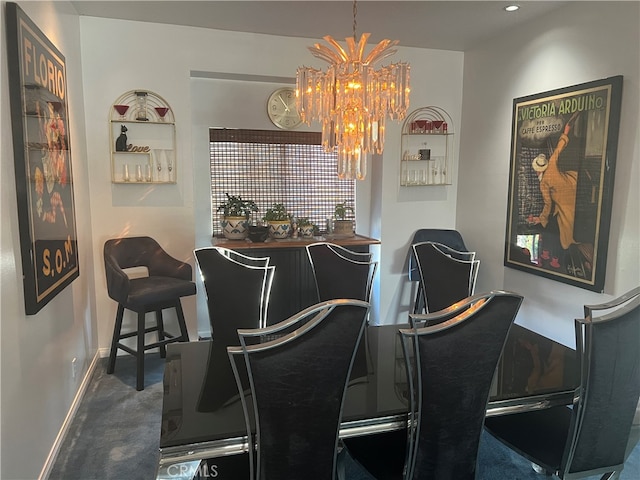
159, 323, 577, 468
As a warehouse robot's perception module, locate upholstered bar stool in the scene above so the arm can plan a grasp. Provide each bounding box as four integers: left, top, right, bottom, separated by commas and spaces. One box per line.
104, 236, 195, 390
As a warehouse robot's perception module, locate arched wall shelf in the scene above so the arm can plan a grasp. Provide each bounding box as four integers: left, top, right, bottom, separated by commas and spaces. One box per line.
400, 106, 454, 186
109, 89, 176, 184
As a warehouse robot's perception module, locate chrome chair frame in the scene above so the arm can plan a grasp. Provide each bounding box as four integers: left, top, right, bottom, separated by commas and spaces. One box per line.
228, 299, 370, 480
194, 247, 275, 332
485, 286, 640, 480
215, 247, 270, 269
400, 291, 524, 480
306, 242, 378, 381
411, 241, 479, 314
407, 229, 471, 314
306, 242, 377, 304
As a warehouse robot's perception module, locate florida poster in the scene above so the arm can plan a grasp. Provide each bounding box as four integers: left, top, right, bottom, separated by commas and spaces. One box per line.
6, 3, 79, 314
504, 76, 622, 292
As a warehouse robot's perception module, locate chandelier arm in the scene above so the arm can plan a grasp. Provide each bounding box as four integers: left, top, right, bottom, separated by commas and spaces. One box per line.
309, 44, 346, 64
363, 40, 399, 65
346, 36, 358, 61
355, 33, 370, 62
323, 36, 350, 62
367, 48, 400, 66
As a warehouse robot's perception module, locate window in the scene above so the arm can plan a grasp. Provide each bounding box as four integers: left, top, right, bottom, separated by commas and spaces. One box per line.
209, 129, 355, 235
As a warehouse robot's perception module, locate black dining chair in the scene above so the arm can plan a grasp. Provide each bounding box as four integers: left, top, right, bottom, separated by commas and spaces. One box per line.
306, 242, 377, 303
227, 299, 370, 480
194, 247, 275, 413
412, 241, 479, 314
306, 242, 378, 381
484, 286, 640, 480
408, 229, 472, 314
104, 236, 194, 390
343, 291, 523, 480
194, 246, 274, 340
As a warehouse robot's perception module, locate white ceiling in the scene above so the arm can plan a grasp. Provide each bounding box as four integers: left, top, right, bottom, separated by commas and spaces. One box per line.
70, 1, 573, 52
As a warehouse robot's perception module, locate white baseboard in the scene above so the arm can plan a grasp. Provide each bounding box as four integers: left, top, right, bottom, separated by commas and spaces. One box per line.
38, 351, 101, 480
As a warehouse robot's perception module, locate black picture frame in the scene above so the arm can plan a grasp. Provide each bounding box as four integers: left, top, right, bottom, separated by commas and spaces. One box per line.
6, 3, 79, 314
504, 76, 623, 292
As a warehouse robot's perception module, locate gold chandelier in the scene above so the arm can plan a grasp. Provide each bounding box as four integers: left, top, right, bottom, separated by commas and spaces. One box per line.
296, 0, 410, 180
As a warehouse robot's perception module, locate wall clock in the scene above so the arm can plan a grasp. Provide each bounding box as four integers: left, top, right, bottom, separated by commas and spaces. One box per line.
267, 87, 302, 129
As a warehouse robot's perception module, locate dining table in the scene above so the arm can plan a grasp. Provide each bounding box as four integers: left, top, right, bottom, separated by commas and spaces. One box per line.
156, 322, 578, 479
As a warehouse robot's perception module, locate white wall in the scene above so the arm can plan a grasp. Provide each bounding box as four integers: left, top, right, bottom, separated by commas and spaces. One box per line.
457, 1, 640, 347
79, 16, 464, 341
0, 1, 97, 478
6, 2, 635, 476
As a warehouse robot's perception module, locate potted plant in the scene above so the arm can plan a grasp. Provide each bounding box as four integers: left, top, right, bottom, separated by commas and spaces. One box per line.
297, 217, 315, 238
333, 202, 355, 237
263, 203, 291, 239
217, 193, 258, 240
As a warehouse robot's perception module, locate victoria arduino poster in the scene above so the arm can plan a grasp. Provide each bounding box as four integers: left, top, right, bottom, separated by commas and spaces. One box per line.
6, 3, 79, 314
504, 76, 622, 292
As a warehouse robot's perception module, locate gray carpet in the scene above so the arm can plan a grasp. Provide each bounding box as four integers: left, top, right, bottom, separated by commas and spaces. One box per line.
48, 354, 164, 480
49, 353, 640, 480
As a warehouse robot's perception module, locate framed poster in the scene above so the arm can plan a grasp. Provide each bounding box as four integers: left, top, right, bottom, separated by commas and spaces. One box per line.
6, 3, 79, 314
504, 76, 623, 292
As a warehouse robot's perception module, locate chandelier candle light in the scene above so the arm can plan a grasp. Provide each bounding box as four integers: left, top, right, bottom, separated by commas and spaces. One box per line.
296, 0, 410, 180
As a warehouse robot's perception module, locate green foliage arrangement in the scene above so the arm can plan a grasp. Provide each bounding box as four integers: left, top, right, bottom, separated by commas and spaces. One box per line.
263, 203, 291, 222
334, 202, 354, 220
296, 217, 313, 227
217, 193, 258, 219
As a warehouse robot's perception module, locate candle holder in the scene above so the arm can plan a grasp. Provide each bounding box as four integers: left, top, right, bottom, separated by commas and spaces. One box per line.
135, 91, 148, 121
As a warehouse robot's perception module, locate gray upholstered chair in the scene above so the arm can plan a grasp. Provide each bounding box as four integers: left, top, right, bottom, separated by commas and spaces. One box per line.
484, 286, 640, 479
104, 236, 194, 390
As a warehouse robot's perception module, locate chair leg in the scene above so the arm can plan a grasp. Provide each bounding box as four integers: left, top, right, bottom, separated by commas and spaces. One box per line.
599, 472, 620, 480
174, 300, 190, 342
107, 304, 125, 374
156, 309, 167, 358
136, 311, 146, 391
531, 462, 553, 476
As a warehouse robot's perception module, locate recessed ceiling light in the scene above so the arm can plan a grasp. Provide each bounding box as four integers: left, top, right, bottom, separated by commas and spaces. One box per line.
504, 5, 520, 12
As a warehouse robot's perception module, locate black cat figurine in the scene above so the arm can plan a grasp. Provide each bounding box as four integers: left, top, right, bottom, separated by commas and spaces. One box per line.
115, 125, 128, 152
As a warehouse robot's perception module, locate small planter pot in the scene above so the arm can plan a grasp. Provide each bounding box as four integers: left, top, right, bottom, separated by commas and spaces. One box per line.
333, 220, 355, 237
268, 220, 291, 239
221, 216, 249, 240
299, 225, 315, 238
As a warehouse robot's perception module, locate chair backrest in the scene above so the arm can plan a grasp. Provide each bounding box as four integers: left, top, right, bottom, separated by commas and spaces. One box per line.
228, 299, 370, 480
412, 241, 479, 313
306, 242, 377, 303
194, 247, 274, 341
217, 248, 270, 269
429, 241, 476, 262
561, 286, 640, 478
104, 236, 192, 303
400, 291, 524, 480
408, 229, 469, 282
